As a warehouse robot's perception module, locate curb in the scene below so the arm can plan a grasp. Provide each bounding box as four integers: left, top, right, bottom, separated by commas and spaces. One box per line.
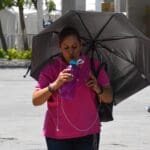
0, 59, 31, 68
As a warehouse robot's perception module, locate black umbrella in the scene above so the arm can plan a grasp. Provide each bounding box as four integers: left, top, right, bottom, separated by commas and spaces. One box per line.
31, 10, 150, 105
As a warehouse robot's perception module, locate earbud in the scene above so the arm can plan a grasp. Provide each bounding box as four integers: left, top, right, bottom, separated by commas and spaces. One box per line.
56, 127, 60, 132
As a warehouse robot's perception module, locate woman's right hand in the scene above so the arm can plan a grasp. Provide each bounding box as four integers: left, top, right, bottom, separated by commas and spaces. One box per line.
32, 69, 73, 106
51, 68, 73, 90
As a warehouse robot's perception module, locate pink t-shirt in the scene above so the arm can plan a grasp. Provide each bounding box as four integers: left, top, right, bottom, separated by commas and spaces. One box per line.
36, 55, 110, 139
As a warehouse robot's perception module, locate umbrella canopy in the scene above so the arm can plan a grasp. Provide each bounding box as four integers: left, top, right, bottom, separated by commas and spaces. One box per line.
31, 10, 150, 104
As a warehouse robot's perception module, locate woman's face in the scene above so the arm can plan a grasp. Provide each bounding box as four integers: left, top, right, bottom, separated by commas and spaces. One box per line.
59, 35, 81, 63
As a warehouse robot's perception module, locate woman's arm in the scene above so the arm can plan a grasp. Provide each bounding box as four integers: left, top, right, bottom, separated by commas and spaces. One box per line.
97, 86, 113, 103
32, 68, 73, 106
86, 73, 113, 104
32, 88, 51, 106
32, 83, 55, 106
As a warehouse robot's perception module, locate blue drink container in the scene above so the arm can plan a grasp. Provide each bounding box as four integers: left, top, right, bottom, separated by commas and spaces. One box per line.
60, 59, 80, 100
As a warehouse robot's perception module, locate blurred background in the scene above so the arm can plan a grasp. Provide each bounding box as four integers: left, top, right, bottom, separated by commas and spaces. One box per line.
0, 0, 150, 51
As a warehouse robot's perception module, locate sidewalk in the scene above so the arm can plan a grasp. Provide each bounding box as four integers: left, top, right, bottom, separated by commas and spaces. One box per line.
0, 68, 150, 150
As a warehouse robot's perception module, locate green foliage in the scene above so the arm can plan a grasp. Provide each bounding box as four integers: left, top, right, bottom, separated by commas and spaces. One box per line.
0, 48, 32, 60
0, 0, 36, 10
6, 48, 18, 60
46, 0, 56, 13
0, 0, 14, 10
17, 0, 25, 7
0, 48, 6, 58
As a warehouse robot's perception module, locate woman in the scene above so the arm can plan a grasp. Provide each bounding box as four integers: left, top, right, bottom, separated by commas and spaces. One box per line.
32, 27, 113, 150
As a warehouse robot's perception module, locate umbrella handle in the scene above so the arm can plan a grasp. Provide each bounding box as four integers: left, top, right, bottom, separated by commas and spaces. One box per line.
23, 64, 31, 78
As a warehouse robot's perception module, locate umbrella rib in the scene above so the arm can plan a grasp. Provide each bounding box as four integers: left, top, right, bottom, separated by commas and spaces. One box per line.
75, 12, 93, 39
98, 42, 135, 66
94, 14, 116, 40
99, 36, 140, 42
97, 42, 150, 83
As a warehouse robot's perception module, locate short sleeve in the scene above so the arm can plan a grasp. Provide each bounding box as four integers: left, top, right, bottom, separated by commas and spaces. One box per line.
36, 63, 53, 89
94, 59, 110, 87
97, 68, 110, 87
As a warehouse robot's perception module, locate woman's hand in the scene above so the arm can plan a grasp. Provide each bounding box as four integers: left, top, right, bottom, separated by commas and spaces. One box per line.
51, 68, 73, 90
86, 72, 102, 94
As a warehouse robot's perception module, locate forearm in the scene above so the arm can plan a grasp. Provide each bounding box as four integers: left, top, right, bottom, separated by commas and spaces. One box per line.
97, 86, 113, 103
32, 86, 52, 106
32, 79, 62, 106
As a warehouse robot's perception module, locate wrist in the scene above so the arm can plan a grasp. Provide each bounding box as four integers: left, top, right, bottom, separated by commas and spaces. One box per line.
48, 83, 57, 93
96, 87, 103, 95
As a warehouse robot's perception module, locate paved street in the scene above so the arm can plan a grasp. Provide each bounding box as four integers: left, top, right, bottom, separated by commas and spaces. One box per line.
0, 68, 150, 150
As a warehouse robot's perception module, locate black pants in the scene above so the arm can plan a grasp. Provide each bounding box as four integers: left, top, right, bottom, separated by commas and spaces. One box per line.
46, 134, 100, 150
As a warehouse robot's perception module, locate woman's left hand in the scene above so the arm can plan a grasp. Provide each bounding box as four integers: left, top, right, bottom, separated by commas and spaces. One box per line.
86, 72, 102, 94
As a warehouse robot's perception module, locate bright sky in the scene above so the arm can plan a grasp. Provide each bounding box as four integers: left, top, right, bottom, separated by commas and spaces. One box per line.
86, 0, 96, 10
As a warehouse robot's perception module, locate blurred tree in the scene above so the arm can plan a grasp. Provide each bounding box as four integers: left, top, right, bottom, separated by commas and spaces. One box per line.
31, 0, 37, 9
0, 0, 13, 51
0, 0, 56, 49
0, 0, 38, 50
0, 0, 29, 50
16, 0, 29, 50
43, 0, 56, 27
45, 0, 56, 13
0, 19, 7, 51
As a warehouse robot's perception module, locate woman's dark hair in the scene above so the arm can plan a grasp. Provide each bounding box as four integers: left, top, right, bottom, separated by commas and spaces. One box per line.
59, 27, 81, 44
